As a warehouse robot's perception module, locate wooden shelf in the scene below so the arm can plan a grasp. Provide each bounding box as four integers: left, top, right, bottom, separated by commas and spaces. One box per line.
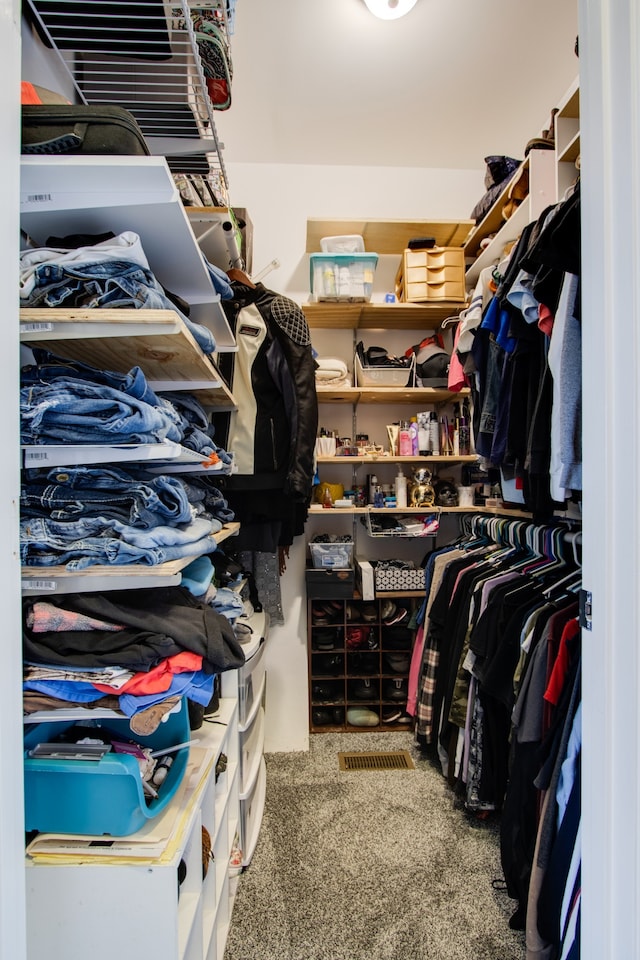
302, 301, 465, 330
307, 504, 538, 518
315, 455, 478, 465
316, 386, 470, 404
20, 308, 235, 408
306, 218, 473, 255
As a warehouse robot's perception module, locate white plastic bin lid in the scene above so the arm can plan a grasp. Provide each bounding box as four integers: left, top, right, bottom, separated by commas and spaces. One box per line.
320, 235, 365, 253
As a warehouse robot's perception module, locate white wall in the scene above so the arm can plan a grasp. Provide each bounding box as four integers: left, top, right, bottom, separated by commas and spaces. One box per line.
227, 159, 483, 752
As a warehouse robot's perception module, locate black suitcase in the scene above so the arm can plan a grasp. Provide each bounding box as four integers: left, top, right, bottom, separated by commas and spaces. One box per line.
21, 104, 150, 156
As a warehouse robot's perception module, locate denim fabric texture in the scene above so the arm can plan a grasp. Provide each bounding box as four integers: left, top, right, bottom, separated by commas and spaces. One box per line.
180, 476, 235, 523
20, 529, 219, 569
21, 465, 194, 528
208, 586, 244, 620
21, 379, 183, 445
204, 257, 234, 300
22, 258, 216, 355
24, 349, 161, 407
20, 231, 150, 295
20, 231, 217, 353
159, 392, 233, 462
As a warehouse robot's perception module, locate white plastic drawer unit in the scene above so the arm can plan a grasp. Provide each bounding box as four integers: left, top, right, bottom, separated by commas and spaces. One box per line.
237, 639, 266, 729
239, 755, 267, 867
239, 704, 265, 796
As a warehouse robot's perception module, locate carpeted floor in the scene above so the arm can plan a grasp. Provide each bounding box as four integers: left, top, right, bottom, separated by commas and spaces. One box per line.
224, 731, 526, 960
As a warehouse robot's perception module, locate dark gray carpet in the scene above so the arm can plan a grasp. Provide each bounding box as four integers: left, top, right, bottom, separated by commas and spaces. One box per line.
224, 732, 526, 960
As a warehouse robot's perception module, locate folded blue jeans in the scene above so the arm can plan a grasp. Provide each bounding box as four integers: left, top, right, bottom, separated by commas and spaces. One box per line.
24, 259, 216, 355
22, 348, 161, 408
21, 378, 182, 445
21, 465, 193, 529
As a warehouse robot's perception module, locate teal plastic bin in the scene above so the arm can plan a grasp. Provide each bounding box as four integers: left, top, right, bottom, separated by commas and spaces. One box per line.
23, 698, 190, 836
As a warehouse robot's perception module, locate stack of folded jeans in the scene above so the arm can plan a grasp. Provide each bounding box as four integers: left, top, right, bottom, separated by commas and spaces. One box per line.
20, 231, 217, 355
21, 349, 234, 466
20, 464, 230, 569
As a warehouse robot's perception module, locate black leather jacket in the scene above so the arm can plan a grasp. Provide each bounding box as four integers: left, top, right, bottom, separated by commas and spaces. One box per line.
215, 281, 318, 504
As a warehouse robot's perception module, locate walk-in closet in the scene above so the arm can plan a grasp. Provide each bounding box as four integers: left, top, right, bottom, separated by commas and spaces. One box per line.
3, 2, 640, 959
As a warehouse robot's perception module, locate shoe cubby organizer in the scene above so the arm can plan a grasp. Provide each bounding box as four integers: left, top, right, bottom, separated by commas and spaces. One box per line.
307, 597, 418, 733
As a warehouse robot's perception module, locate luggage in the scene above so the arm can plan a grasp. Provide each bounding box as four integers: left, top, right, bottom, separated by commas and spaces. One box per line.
21, 104, 150, 156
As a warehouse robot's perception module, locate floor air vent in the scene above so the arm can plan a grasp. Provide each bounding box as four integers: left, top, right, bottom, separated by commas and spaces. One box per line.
338, 750, 415, 772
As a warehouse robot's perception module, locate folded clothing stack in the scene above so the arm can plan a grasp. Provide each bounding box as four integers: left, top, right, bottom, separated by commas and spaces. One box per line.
315, 357, 351, 388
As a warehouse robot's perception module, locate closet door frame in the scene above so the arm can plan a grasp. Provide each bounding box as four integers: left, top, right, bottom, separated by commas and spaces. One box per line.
1, 0, 27, 956
580, 0, 640, 957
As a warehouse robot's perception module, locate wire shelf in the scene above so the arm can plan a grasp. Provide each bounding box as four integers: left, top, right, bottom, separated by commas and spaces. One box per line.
25, 0, 232, 204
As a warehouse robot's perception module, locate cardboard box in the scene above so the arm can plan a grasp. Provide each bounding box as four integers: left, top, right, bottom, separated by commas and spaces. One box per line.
305, 566, 354, 599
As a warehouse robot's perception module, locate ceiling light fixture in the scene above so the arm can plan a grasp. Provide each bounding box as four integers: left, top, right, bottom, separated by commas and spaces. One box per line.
363, 0, 418, 20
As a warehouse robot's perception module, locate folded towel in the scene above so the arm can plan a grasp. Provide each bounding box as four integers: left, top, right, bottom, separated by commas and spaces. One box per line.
315, 357, 349, 382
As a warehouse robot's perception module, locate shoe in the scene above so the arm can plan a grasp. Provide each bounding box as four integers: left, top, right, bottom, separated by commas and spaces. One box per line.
381, 599, 396, 620
383, 626, 413, 649
345, 602, 357, 621
351, 678, 377, 700
313, 628, 336, 651
346, 625, 368, 650
382, 707, 402, 723
312, 708, 332, 725
314, 653, 344, 675
383, 606, 409, 627
382, 708, 413, 724
383, 678, 408, 701
347, 653, 377, 676
384, 652, 410, 673
312, 682, 342, 703
346, 707, 379, 727
361, 604, 377, 622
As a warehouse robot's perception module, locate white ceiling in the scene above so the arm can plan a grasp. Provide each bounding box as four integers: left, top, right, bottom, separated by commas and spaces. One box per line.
216, 0, 579, 171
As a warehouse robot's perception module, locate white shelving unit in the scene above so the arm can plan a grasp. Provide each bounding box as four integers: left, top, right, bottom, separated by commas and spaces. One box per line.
20, 156, 236, 351
555, 77, 580, 199
25, 696, 241, 960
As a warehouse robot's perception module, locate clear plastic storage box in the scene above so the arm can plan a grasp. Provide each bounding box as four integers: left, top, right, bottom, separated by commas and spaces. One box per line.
309, 539, 354, 569
310, 253, 378, 302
